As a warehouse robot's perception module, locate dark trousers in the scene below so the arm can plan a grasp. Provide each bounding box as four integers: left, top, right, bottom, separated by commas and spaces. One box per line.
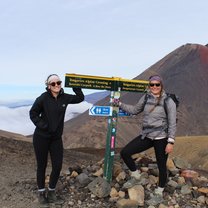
33, 135, 63, 189
120, 135, 168, 188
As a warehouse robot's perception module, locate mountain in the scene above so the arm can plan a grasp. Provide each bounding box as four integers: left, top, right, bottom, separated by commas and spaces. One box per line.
63, 43, 208, 149
84, 91, 110, 104
0, 130, 31, 142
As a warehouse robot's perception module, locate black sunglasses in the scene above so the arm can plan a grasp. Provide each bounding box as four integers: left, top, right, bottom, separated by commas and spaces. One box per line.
50, 81, 62, 86
149, 83, 161, 87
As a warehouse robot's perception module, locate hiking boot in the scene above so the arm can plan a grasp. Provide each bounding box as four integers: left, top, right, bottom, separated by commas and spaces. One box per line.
38, 191, 50, 208
48, 190, 64, 205
130, 170, 141, 180
154, 187, 164, 196
123, 170, 142, 189
146, 187, 164, 206
146, 194, 164, 206
123, 177, 140, 189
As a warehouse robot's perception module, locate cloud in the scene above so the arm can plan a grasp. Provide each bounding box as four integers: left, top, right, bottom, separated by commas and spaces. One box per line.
0, 101, 92, 136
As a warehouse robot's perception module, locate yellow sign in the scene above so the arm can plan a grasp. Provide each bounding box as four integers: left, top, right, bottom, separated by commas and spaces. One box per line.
65, 73, 149, 92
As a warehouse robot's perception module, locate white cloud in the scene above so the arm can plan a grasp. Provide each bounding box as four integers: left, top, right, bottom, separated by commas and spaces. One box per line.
0, 101, 92, 136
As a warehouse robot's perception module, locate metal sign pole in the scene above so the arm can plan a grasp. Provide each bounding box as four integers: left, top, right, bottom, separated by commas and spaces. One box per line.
103, 89, 120, 182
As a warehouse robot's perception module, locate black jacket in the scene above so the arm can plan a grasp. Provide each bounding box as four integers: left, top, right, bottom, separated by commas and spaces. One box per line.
29, 88, 84, 139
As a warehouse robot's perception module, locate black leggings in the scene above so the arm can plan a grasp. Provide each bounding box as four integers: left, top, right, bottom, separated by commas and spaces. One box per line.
120, 135, 168, 188
33, 135, 63, 189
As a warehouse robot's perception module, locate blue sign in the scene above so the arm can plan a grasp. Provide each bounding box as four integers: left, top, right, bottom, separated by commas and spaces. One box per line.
89, 106, 113, 116
118, 109, 130, 116
89, 106, 130, 117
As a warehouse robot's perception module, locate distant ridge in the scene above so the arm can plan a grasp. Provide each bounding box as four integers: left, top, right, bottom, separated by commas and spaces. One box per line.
0, 100, 34, 108
63, 43, 208, 149
0, 130, 30, 142
84, 91, 110, 104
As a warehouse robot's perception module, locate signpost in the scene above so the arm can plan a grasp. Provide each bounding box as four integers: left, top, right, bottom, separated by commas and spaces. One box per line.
65, 73, 118, 91
65, 73, 148, 182
65, 73, 148, 92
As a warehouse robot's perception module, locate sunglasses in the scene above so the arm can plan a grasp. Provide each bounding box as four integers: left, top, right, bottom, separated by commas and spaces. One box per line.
50, 81, 62, 86
149, 83, 161, 87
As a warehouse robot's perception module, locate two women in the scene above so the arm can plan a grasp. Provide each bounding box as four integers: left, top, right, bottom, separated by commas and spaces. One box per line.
30, 73, 176, 206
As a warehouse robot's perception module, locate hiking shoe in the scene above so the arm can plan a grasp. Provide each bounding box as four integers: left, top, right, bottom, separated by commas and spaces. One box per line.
146, 194, 164, 206
123, 171, 141, 189
48, 191, 64, 205
130, 170, 141, 180
154, 187, 164, 196
123, 177, 140, 189
147, 187, 164, 206
38, 191, 50, 208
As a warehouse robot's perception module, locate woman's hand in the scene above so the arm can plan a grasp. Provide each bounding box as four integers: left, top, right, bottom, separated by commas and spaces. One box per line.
165, 143, 174, 154
112, 98, 121, 107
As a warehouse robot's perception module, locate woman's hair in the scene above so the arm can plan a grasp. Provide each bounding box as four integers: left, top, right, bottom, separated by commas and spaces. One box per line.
45, 74, 60, 86
149, 75, 163, 83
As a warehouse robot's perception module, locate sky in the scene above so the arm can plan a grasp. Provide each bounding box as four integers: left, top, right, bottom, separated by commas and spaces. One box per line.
0, 0, 208, 101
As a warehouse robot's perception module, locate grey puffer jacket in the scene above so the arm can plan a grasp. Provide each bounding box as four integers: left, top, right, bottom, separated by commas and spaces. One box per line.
120, 91, 176, 140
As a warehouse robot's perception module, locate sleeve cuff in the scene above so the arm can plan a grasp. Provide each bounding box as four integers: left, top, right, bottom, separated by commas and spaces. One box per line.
168, 138, 175, 144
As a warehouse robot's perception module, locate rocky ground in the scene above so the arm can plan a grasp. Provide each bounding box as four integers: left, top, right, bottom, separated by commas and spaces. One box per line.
0, 136, 208, 208
0, 137, 103, 208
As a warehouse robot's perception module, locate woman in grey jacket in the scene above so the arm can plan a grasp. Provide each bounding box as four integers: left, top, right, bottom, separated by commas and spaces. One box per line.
119, 75, 176, 197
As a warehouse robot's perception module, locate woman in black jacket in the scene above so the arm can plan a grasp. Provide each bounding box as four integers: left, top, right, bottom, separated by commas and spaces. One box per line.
29, 74, 84, 207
